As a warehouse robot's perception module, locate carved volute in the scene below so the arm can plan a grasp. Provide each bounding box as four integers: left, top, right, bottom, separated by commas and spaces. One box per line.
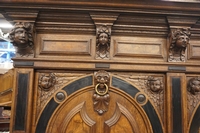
93, 70, 110, 115
168, 28, 191, 62
96, 25, 111, 59
9, 22, 34, 57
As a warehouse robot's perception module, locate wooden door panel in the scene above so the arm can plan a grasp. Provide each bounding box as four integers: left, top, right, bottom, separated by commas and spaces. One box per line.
47, 88, 152, 133
34, 73, 164, 133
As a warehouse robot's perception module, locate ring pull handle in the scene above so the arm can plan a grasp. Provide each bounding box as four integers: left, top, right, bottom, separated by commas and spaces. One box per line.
95, 83, 108, 96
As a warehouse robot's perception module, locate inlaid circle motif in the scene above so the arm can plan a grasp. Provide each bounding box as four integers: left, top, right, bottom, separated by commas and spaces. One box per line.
136, 94, 146, 104
56, 92, 66, 102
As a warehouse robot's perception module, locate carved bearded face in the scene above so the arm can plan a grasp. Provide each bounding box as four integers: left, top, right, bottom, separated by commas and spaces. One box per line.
14, 27, 28, 47
175, 34, 189, 48
98, 33, 108, 45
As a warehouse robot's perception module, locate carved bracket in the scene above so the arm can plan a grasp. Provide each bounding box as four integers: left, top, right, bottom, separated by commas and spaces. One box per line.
96, 25, 111, 59
93, 70, 110, 115
9, 22, 34, 57
168, 28, 191, 62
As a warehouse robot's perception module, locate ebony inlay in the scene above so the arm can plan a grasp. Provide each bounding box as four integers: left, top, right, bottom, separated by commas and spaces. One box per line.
14, 73, 29, 131
62, 76, 92, 95
36, 99, 59, 133
112, 77, 139, 97
142, 101, 163, 133
172, 78, 182, 133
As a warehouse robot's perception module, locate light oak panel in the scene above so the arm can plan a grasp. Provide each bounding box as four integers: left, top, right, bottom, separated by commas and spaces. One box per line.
36, 34, 95, 59
111, 36, 166, 61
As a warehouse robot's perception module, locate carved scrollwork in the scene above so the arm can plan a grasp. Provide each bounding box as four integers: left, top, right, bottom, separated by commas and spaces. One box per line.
96, 25, 111, 59
93, 70, 110, 115
168, 28, 191, 62
9, 22, 34, 57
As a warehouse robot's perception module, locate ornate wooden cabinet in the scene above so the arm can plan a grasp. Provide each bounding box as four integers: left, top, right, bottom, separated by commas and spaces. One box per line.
0, 0, 200, 133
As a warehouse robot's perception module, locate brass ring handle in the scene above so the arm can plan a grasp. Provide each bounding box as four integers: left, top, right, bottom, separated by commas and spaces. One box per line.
95, 83, 108, 96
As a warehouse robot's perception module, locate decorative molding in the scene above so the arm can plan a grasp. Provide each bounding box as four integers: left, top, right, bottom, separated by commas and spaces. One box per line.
9, 22, 34, 57
93, 70, 110, 115
61, 102, 96, 133
104, 103, 140, 133
168, 28, 191, 62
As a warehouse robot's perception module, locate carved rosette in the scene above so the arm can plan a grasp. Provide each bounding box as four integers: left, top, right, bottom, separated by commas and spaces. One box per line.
187, 77, 200, 122
113, 73, 164, 122
9, 22, 34, 57
93, 70, 110, 115
168, 28, 191, 62
96, 25, 111, 59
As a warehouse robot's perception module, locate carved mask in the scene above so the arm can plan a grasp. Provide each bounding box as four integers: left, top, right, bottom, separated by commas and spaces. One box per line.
14, 27, 28, 47
175, 34, 189, 48
98, 32, 108, 45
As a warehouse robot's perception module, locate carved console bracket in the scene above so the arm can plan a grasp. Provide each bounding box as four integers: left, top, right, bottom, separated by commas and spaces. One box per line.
9, 22, 35, 57
96, 25, 111, 59
168, 28, 191, 62
93, 70, 110, 115
90, 13, 119, 59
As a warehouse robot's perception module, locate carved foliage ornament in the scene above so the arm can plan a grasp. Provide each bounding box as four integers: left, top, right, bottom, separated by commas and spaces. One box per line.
168, 28, 191, 62
96, 25, 111, 59
93, 70, 110, 115
9, 22, 34, 57
38, 73, 56, 91
187, 77, 200, 95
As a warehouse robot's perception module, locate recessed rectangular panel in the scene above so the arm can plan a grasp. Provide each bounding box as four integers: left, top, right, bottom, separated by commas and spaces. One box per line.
114, 40, 162, 58
191, 45, 200, 58
42, 40, 91, 55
